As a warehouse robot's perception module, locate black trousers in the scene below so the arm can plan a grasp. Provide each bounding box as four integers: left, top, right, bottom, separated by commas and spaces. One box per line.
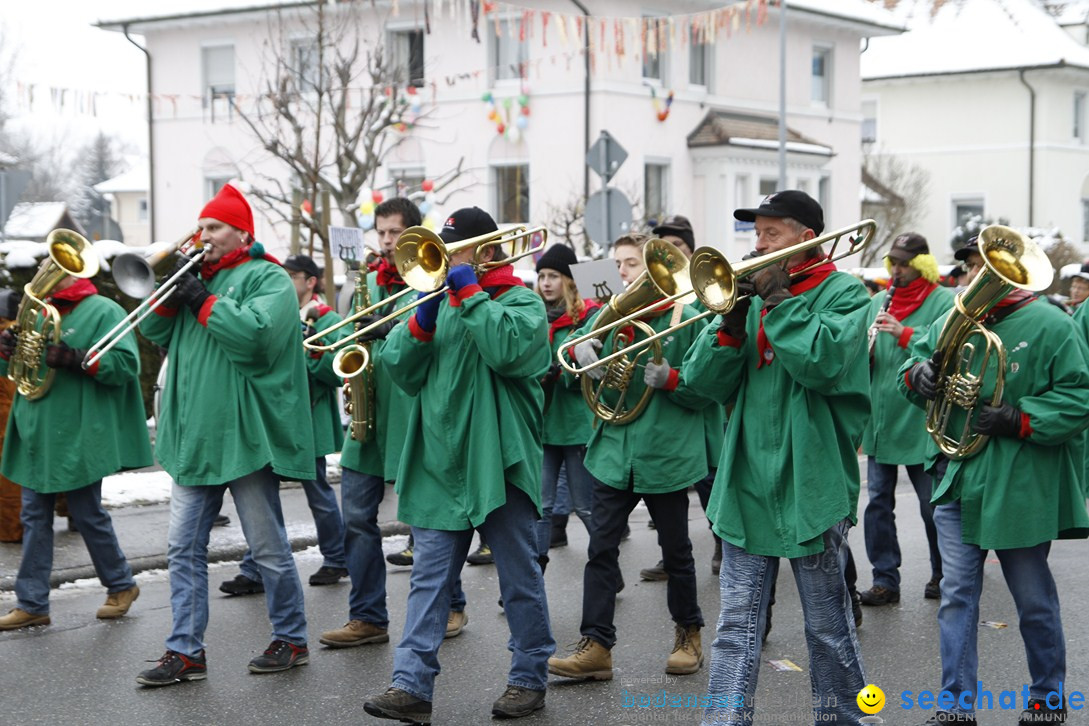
581, 474, 704, 649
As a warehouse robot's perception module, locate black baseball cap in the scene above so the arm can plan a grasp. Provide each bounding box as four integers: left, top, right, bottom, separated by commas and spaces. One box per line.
283, 254, 321, 279
734, 190, 824, 236
886, 233, 929, 263
652, 214, 695, 250
953, 236, 980, 262
439, 207, 498, 244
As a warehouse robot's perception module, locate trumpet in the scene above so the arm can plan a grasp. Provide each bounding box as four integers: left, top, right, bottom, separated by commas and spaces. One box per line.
559, 220, 877, 378
304, 223, 548, 352
82, 228, 203, 370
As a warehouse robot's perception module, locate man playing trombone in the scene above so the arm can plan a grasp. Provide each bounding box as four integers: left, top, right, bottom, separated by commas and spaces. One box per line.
682, 191, 871, 725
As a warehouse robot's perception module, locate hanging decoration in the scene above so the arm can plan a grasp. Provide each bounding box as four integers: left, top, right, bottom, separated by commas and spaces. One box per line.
650, 87, 675, 122
482, 89, 531, 142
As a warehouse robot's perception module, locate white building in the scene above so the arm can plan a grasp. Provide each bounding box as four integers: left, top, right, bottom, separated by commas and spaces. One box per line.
94, 161, 151, 248
861, 0, 1089, 259
101, 0, 901, 263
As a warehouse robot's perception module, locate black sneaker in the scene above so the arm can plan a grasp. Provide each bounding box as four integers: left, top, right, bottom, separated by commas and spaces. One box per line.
364, 687, 433, 723
492, 685, 545, 719
851, 589, 863, 627
136, 650, 207, 687
309, 566, 348, 586
925, 576, 942, 600
859, 585, 900, 606
247, 639, 309, 673
386, 546, 414, 567
219, 574, 264, 596
1019, 697, 1066, 723
466, 543, 494, 566
639, 560, 668, 582
213, 514, 230, 527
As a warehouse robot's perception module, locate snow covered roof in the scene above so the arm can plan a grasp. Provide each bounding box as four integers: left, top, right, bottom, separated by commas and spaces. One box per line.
688, 110, 832, 156
1044, 0, 1089, 26
862, 0, 1089, 80
96, 1, 308, 31
94, 162, 149, 195
2, 202, 85, 241
785, 0, 905, 34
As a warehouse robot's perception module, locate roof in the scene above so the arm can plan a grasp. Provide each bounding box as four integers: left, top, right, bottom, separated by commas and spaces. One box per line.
862, 0, 1089, 80
688, 110, 833, 156
2, 203, 86, 240
94, 163, 149, 194
786, 0, 905, 35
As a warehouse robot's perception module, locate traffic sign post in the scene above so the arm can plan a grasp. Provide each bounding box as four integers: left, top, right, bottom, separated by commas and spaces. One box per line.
585, 131, 633, 248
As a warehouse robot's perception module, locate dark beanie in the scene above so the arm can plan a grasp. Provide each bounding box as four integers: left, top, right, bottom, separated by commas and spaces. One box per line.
536, 244, 577, 279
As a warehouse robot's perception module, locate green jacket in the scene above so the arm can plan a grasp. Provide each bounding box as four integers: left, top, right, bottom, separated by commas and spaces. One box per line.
683, 271, 871, 558
1075, 302, 1089, 498
862, 284, 954, 465
898, 298, 1089, 549
0, 294, 152, 492
141, 256, 315, 485
580, 304, 717, 494
339, 271, 414, 480
381, 275, 548, 529
544, 302, 597, 447
306, 306, 348, 457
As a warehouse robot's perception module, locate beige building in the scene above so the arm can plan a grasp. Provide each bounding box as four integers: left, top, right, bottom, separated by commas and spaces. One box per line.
94, 162, 151, 248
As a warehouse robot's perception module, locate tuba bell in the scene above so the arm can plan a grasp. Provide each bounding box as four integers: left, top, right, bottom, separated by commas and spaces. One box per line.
925, 225, 1054, 459
9, 229, 100, 400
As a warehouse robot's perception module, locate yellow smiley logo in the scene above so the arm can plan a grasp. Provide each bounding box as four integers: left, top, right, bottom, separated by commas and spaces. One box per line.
857, 684, 885, 715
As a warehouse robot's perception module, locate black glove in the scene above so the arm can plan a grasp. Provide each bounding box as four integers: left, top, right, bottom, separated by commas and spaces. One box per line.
907, 352, 943, 401
172, 271, 212, 316
45, 342, 88, 372
355, 315, 398, 343
541, 363, 562, 385
972, 403, 1025, 439
718, 295, 752, 341
0, 328, 17, 360
751, 265, 793, 310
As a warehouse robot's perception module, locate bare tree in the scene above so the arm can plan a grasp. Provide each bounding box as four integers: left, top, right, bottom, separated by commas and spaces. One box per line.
860, 149, 931, 266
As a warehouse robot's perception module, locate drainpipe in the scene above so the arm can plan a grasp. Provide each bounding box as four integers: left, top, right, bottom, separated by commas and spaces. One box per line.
569, 0, 591, 203
1018, 69, 1036, 226
123, 23, 155, 241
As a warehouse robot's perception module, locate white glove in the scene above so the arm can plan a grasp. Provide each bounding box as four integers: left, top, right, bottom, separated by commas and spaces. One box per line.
643, 358, 673, 389
574, 338, 605, 381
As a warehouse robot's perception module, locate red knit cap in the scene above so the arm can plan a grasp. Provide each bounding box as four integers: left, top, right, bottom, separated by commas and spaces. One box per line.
199, 183, 254, 236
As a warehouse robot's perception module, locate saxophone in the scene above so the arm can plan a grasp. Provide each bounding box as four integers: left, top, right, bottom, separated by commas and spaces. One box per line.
331, 267, 376, 442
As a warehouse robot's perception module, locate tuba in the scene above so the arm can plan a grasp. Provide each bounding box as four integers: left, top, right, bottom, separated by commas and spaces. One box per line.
332, 268, 375, 443
9, 229, 100, 400
925, 225, 1054, 459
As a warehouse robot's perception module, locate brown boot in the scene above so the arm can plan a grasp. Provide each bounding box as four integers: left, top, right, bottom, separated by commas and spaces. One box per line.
445, 610, 468, 639
97, 585, 140, 619
319, 620, 389, 648
547, 636, 613, 680
0, 608, 50, 630
665, 624, 703, 675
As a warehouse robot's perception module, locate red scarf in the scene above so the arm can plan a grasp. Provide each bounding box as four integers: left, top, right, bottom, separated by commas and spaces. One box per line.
549, 298, 601, 343
756, 259, 837, 368
989, 289, 1036, 317
48, 278, 98, 311
200, 242, 282, 279
373, 258, 404, 291
887, 276, 937, 321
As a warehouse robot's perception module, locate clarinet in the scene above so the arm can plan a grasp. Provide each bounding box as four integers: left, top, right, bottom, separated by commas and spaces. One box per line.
868, 278, 897, 359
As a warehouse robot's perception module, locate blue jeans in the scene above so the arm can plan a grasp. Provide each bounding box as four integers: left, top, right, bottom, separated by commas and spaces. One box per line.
165, 467, 307, 656
932, 502, 1064, 714
341, 466, 387, 627
704, 519, 865, 726
537, 444, 593, 556
16, 481, 135, 614
392, 484, 554, 701
863, 458, 941, 591
240, 456, 346, 580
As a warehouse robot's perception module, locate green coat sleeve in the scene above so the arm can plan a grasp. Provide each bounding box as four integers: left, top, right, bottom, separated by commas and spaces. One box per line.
202, 265, 300, 374
679, 315, 749, 407
667, 316, 723, 411
897, 310, 946, 411
457, 288, 549, 379
139, 302, 178, 347
382, 314, 435, 397
1019, 321, 1089, 446
306, 310, 348, 388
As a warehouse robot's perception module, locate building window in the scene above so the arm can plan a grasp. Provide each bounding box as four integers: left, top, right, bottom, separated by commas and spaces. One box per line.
1082, 197, 1089, 242
494, 164, 529, 223
952, 197, 984, 229
205, 176, 233, 201
138, 198, 148, 222
390, 166, 425, 197
491, 18, 527, 82
811, 46, 831, 105
818, 176, 831, 211
389, 28, 425, 87
642, 16, 668, 82
861, 99, 877, 144
1075, 91, 1086, 142
689, 27, 711, 88
759, 178, 778, 197
202, 44, 235, 122
645, 163, 669, 224
291, 39, 319, 92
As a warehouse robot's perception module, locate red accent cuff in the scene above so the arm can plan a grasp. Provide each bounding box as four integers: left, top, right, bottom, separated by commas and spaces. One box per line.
664, 367, 680, 392
897, 327, 914, 348
904, 370, 915, 391
153, 300, 179, 317
408, 315, 434, 342
196, 295, 217, 327
1019, 412, 1033, 439
716, 330, 743, 348
454, 284, 483, 304
85, 359, 100, 376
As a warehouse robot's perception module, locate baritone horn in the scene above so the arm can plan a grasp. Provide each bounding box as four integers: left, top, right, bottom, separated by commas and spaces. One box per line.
925, 225, 1053, 460
9, 229, 100, 400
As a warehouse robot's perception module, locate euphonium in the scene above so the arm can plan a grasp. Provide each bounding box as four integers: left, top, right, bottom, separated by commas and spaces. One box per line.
925, 225, 1054, 459
332, 267, 375, 443
9, 229, 100, 400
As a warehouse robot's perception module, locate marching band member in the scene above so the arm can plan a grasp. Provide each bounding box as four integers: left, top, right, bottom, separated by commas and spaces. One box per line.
136, 183, 314, 686
219, 253, 348, 595
900, 237, 1089, 726
0, 276, 151, 630
363, 207, 554, 722
859, 233, 952, 607
548, 232, 711, 682
682, 191, 870, 725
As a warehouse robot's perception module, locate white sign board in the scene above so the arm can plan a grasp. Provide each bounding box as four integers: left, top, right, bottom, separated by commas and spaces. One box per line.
570, 259, 624, 302
329, 226, 365, 265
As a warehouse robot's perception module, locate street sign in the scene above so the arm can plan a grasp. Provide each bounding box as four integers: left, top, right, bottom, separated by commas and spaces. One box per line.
586, 130, 628, 183
584, 187, 633, 247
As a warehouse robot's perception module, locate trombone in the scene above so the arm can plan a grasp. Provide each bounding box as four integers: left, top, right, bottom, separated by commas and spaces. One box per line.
303, 223, 548, 352
558, 219, 877, 377
82, 228, 203, 369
